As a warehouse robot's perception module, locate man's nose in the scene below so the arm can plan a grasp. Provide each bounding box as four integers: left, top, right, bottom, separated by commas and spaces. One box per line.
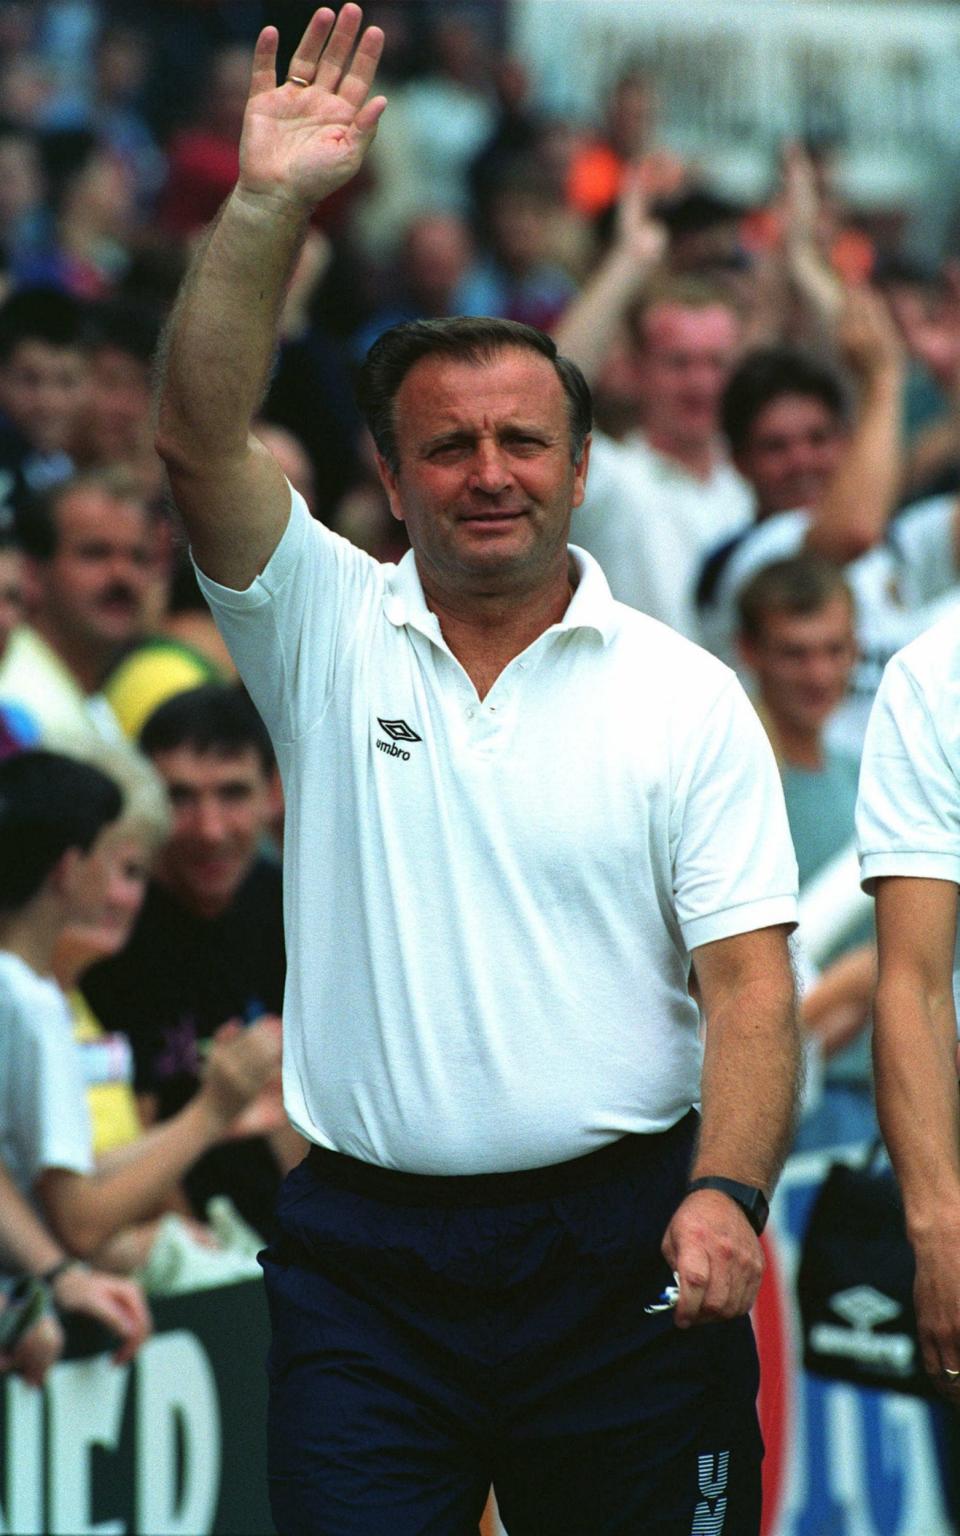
194, 798, 228, 842
468, 441, 513, 493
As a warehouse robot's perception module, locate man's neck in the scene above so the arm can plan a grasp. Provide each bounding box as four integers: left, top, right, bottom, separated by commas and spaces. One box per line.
642, 426, 719, 483
772, 718, 825, 772
419, 559, 574, 701
31, 614, 114, 696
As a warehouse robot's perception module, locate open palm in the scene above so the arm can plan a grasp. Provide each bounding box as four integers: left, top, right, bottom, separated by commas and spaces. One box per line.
239, 4, 386, 207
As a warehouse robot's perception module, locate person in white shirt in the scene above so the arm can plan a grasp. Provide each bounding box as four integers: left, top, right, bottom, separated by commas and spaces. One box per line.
697, 312, 960, 752
557, 212, 754, 640
856, 612, 960, 1398
153, 9, 801, 1532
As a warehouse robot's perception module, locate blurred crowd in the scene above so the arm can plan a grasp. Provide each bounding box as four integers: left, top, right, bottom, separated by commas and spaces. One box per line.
1, 0, 960, 1390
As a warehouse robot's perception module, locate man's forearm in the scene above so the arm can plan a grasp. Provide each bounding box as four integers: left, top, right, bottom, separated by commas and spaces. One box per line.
693, 966, 801, 1194
156, 189, 310, 472
0, 1163, 65, 1275
874, 977, 960, 1242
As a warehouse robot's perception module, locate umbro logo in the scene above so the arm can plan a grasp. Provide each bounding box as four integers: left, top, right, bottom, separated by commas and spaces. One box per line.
378, 719, 422, 743
376, 718, 421, 761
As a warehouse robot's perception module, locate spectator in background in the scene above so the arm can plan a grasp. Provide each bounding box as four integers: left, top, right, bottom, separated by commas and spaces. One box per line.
0, 118, 44, 274
157, 42, 251, 239
557, 180, 752, 638
0, 467, 153, 751
737, 556, 878, 1150
393, 13, 494, 216
351, 209, 474, 359
0, 1158, 150, 1387
458, 159, 577, 332
37, 22, 165, 214
565, 68, 685, 223
0, 285, 88, 520
0, 527, 37, 753
0, 748, 283, 1272
83, 686, 298, 1241
856, 610, 960, 1397
15, 128, 136, 297
698, 294, 960, 751
70, 295, 164, 505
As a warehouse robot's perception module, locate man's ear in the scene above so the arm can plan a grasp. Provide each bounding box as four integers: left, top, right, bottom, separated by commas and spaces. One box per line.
48, 846, 81, 902
374, 452, 406, 524
571, 433, 592, 509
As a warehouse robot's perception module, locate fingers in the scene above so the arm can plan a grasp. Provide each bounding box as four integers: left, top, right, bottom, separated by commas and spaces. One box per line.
337, 22, 386, 111
663, 1191, 765, 1328
287, 4, 384, 108
314, 4, 363, 90
287, 7, 336, 87
249, 27, 280, 99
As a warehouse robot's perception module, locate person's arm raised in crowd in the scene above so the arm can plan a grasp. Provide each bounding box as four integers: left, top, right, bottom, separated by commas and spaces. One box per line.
873, 875, 960, 1392
803, 285, 905, 563
154, 5, 386, 590
35, 1019, 282, 1260
552, 166, 667, 388
662, 925, 800, 1327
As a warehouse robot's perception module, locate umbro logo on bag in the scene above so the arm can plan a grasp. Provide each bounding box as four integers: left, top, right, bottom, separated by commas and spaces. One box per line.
376, 718, 422, 761
808, 1284, 916, 1377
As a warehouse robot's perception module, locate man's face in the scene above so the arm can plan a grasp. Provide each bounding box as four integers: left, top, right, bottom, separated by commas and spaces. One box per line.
0, 339, 88, 455
735, 393, 845, 516
637, 303, 740, 451
741, 593, 857, 738
377, 347, 589, 597
0, 545, 25, 661
79, 346, 151, 463
150, 745, 272, 918
40, 487, 152, 652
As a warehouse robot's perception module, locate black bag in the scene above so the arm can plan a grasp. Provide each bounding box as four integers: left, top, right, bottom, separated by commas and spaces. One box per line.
796, 1140, 932, 1397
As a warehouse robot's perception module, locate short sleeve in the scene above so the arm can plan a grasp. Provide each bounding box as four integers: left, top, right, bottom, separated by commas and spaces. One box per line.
857, 652, 960, 892
9, 997, 94, 1188
193, 484, 385, 745
673, 677, 799, 950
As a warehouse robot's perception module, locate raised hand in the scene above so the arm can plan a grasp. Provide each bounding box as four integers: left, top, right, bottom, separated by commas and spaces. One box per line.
614, 164, 668, 272
238, 4, 386, 209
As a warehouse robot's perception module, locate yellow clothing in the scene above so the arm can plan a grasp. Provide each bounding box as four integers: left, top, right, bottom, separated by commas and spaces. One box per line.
70, 991, 143, 1156
104, 637, 220, 740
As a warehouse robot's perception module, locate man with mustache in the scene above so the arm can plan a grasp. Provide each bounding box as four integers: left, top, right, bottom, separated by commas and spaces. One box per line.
0, 466, 153, 751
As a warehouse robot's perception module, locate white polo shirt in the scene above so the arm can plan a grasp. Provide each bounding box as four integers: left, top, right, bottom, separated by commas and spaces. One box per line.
857, 612, 960, 1016
196, 487, 798, 1174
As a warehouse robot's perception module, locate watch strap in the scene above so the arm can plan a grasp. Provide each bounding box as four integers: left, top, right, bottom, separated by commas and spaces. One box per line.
686, 1176, 769, 1235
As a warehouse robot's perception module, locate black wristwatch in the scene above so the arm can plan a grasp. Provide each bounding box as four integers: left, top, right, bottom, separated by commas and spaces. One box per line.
686, 1176, 769, 1235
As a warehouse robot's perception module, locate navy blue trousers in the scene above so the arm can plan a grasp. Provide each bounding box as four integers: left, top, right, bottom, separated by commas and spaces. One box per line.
262, 1112, 763, 1535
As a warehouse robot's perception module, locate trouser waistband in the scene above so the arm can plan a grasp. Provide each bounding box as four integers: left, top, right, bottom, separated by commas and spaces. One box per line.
305, 1110, 698, 1207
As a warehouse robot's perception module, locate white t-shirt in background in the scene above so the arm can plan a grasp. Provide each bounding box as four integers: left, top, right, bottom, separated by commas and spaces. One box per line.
856, 611, 960, 1016
572, 431, 753, 642
0, 952, 94, 1201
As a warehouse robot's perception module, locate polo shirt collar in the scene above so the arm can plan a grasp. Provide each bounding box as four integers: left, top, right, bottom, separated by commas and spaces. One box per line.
382, 544, 619, 647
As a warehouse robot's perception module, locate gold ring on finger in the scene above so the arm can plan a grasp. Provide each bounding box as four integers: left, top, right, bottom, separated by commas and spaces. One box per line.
287, 75, 311, 87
